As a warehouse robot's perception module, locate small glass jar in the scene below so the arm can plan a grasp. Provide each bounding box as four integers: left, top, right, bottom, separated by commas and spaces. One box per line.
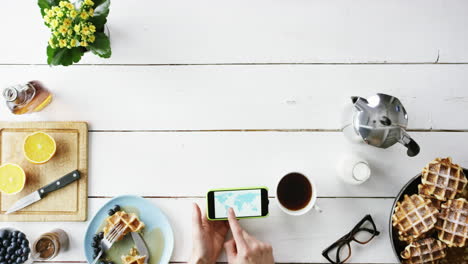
337, 155, 371, 185
3, 81, 53, 115
32, 229, 69, 260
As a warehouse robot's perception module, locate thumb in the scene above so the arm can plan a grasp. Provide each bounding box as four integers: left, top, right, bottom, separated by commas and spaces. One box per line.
224, 238, 237, 260
192, 203, 202, 234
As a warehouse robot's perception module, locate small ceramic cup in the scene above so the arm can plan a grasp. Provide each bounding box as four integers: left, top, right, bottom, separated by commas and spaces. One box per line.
276, 172, 322, 216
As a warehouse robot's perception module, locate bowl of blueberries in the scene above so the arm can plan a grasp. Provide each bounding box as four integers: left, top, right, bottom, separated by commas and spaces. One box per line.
0, 229, 31, 264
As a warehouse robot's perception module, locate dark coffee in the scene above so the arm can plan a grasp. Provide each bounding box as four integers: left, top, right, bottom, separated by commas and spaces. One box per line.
277, 172, 312, 211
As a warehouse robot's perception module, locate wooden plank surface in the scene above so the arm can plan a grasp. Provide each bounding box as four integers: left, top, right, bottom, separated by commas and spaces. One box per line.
0, 65, 467, 130
86, 131, 468, 197
2, 0, 467, 263
2, 197, 397, 263
0, 122, 88, 221
1, 0, 468, 64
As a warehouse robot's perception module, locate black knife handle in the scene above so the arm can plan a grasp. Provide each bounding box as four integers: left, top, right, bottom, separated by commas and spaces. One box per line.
39, 170, 81, 198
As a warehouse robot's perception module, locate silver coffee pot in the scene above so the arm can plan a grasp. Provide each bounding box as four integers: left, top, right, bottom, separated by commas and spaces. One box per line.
341, 93, 420, 157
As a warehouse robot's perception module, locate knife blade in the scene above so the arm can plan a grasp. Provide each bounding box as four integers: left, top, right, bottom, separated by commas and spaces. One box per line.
5, 170, 81, 214
131, 232, 150, 264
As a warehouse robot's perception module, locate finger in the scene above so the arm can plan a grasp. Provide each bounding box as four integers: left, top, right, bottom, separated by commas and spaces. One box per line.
224, 238, 237, 260
192, 203, 202, 231
227, 208, 247, 249
200, 205, 209, 226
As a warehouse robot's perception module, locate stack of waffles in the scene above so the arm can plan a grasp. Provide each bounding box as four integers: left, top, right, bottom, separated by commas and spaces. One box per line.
392, 158, 468, 264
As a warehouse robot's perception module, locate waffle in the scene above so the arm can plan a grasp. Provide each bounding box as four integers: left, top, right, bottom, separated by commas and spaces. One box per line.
419, 157, 467, 201
392, 194, 439, 242
435, 198, 468, 247
401, 238, 447, 264
121, 248, 146, 264
103, 211, 145, 241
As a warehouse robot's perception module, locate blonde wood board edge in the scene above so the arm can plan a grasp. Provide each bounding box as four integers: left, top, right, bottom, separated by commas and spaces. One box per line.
0, 122, 88, 221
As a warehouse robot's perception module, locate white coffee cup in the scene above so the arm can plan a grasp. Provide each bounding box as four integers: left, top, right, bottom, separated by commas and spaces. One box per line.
276, 172, 322, 216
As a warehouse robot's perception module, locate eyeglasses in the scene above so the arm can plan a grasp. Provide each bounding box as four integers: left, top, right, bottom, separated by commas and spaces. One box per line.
322, 214, 380, 264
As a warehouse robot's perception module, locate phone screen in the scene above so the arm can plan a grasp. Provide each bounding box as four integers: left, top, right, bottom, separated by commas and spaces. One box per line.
214, 189, 263, 218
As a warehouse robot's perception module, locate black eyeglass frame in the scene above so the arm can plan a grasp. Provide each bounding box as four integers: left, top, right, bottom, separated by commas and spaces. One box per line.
321, 214, 380, 264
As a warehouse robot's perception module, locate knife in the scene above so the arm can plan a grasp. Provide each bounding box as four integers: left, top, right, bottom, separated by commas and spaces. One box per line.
131, 232, 150, 264
5, 170, 81, 214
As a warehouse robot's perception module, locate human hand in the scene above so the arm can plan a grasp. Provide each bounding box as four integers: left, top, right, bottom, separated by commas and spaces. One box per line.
224, 208, 274, 264
189, 203, 229, 264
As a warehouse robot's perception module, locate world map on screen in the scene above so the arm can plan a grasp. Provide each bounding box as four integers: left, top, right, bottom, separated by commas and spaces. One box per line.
214, 189, 262, 218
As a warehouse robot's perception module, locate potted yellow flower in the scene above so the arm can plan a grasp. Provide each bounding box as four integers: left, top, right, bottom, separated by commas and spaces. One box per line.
38, 0, 111, 66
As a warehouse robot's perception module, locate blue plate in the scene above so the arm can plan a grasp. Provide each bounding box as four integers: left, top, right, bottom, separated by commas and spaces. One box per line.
84, 195, 174, 264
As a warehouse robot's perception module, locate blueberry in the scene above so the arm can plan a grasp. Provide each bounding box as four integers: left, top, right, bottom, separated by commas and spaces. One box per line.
0, 261, 5, 264
0, 248, 5, 255
93, 236, 100, 242
2, 242, 8, 248
0, 256, 3, 262
107, 209, 115, 216
6, 248, 14, 254
98, 232, 104, 239
20, 257, 26, 263
4, 254, 9, 260
91, 241, 98, 248
113, 205, 121, 212
0, 231, 8, 240
108, 261, 115, 264
99, 261, 106, 264
21, 248, 29, 255
9, 244, 16, 250
15, 235, 23, 241
93, 248, 100, 254
10, 233, 17, 239
20, 241, 27, 247
15, 250, 20, 256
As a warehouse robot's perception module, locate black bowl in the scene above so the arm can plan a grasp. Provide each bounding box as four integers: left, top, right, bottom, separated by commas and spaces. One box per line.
0, 228, 31, 264
389, 168, 468, 263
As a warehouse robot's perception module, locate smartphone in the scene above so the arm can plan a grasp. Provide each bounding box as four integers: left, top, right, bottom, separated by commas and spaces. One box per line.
207, 187, 269, 220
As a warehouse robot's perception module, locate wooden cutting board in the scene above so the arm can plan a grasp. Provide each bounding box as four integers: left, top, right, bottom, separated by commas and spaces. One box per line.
0, 122, 88, 221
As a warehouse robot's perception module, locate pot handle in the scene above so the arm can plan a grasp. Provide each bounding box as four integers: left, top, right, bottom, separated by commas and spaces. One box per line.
405, 138, 420, 157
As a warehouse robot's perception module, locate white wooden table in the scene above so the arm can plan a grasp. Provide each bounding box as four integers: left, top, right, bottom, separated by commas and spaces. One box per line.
1, 0, 468, 263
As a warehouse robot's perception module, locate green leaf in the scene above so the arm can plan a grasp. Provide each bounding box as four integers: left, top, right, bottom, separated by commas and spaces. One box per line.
38, 0, 60, 16
47, 45, 84, 66
89, 0, 110, 32
88, 32, 111, 58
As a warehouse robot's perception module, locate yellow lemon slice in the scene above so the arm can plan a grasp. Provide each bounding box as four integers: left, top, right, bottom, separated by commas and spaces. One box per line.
23, 132, 57, 164
0, 164, 26, 194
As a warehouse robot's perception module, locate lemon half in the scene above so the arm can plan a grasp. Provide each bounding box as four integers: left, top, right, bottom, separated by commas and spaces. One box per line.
23, 132, 57, 164
0, 164, 26, 194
